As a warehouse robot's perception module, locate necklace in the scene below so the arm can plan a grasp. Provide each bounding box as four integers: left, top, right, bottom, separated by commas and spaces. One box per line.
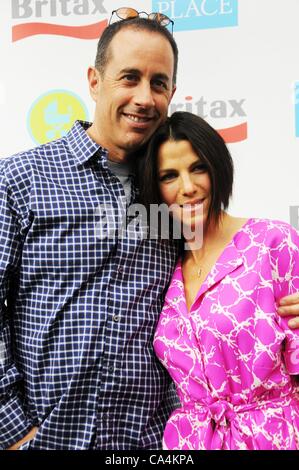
184, 254, 204, 278
190, 258, 203, 277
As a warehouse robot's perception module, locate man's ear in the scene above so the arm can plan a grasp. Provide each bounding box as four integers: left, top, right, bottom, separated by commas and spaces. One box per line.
87, 66, 101, 102
169, 84, 177, 103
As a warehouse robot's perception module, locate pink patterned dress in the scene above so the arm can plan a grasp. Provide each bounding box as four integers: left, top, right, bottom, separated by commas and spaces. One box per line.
154, 219, 299, 450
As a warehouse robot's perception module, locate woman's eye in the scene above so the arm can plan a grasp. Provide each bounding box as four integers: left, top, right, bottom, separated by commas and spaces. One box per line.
159, 173, 176, 182
193, 164, 207, 173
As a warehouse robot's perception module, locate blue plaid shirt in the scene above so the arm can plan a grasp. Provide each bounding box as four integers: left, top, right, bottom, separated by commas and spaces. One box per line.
0, 121, 179, 450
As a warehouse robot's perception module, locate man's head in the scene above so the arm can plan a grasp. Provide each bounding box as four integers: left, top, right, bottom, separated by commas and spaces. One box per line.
87, 18, 178, 161
95, 17, 178, 85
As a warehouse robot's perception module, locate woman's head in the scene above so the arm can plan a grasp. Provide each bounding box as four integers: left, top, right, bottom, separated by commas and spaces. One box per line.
138, 111, 234, 230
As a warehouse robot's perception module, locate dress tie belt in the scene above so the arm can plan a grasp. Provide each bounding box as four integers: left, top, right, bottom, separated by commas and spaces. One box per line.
178, 395, 299, 449
208, 399, 235, 426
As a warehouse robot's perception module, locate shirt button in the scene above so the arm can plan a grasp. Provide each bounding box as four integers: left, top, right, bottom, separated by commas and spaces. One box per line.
112, 315, 120, 322
108, 365, 114, 373
118, 266, 123, 274
173, 296, 179, 302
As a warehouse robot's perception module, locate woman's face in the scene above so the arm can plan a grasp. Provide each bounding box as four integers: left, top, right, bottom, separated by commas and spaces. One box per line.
157, 139, 211, 234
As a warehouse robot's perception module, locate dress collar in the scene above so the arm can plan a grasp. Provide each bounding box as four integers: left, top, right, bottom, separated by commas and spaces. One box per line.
164, 219, 254, 313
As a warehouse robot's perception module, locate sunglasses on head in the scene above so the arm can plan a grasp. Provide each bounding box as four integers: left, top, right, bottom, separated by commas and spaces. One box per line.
109, 7, 174, 34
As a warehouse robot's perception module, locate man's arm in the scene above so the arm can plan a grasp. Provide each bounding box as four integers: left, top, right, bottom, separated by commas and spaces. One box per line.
0, 168, 35, 449
278, 293, 299, 328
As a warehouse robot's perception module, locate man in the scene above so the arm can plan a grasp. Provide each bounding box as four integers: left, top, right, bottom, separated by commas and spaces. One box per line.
1, 14, 299, 450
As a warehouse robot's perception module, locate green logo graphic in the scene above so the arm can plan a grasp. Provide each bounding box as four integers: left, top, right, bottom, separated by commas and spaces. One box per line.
28, 89, 89, 145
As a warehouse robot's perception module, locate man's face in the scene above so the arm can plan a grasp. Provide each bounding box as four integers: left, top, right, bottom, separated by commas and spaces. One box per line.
88, 28, 176, 161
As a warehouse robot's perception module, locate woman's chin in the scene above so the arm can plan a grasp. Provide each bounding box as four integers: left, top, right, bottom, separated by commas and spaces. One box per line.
172, 214, 206, 244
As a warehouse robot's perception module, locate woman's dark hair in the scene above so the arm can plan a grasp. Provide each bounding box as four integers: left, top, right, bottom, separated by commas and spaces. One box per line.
137, 111, 234, 226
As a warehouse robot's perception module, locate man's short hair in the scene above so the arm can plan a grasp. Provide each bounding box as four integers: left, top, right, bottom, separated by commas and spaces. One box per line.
95, 17, 178, 85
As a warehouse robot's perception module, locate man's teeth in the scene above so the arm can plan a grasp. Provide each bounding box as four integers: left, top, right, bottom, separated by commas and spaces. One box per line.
126, 114, 150, 123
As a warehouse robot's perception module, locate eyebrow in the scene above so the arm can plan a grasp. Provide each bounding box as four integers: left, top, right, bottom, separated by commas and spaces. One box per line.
152, 73, 170, 83
158, 168, 176, 175
118, 68, 170, 83
158, 160, 203, 174
118, 68, 141, 76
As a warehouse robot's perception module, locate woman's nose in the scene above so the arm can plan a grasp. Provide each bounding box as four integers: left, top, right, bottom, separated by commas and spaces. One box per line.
180, 175, 197, 196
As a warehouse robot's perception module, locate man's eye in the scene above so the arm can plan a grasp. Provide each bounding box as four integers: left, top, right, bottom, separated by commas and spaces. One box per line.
153, 80, 167, 90
123, 74, 138, 82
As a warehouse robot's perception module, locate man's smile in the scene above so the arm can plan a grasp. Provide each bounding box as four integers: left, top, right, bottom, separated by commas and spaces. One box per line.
122, 112, 157, 130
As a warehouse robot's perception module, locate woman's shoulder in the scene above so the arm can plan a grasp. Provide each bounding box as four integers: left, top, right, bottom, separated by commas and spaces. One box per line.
244, 217, 299, 248
245, 217, 296, 232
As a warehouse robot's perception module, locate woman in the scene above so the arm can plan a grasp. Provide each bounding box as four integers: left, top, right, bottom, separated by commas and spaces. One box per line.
138, 111, 299, 450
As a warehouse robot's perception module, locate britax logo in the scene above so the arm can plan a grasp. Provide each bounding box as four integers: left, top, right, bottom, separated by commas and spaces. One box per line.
170, 95, 247, 142
152, 0, 238, 31
11, 0, 108, 42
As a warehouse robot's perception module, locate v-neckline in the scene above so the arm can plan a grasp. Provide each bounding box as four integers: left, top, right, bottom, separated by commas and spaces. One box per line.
181, 218, 252, 313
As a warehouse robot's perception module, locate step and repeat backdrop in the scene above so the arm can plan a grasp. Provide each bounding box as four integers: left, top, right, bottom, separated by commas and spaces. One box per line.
1, 0, 299, 226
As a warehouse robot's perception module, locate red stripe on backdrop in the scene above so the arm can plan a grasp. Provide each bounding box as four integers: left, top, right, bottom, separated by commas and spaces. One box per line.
217, 122, 248, 143
12, 19, 108, 42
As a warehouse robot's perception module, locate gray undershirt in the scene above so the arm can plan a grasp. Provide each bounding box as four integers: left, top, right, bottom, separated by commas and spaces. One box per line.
107, 159, 135, 204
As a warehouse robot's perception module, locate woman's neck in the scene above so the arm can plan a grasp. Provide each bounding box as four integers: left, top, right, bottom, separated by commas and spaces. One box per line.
184, 213, 246, 266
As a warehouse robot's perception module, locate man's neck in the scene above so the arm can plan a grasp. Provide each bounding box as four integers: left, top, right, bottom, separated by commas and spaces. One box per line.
86, 124, 129, 163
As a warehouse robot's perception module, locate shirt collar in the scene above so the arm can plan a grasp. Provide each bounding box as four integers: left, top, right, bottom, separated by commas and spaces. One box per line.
66, 120, 109, 167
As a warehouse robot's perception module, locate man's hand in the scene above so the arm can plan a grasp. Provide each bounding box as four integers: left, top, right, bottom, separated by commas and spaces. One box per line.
7, 426, 38, 450
278, 293, 299, 328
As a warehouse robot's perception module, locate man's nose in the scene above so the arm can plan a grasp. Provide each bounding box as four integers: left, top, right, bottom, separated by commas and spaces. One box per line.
134, 82, 155, 108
